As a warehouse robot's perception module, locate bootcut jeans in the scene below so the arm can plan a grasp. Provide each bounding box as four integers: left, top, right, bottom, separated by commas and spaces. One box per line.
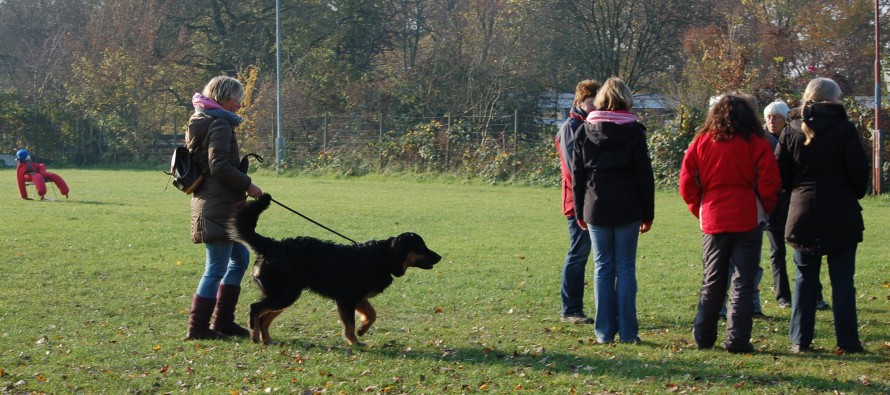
790, 244, 860, 349
561, 216, 592, 318
588, 220, 641, 343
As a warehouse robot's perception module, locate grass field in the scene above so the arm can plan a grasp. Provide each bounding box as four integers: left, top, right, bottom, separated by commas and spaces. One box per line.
1, 169, 887, 394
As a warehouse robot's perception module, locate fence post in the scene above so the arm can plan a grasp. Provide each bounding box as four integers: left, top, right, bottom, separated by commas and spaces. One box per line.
323, 112, 328, 154
379, 112, 384, 170
514, 109, 519, 155
445, 113, 451, 169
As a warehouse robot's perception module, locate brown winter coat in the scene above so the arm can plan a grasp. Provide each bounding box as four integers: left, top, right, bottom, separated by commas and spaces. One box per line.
186, 114, 252, 244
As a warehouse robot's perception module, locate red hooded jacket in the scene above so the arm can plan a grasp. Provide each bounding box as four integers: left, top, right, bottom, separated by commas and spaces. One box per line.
555, 107, 588, 217
679, 133, 780, 234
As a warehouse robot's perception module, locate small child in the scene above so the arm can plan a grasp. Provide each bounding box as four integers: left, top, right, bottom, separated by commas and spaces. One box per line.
15, 149, 70, 200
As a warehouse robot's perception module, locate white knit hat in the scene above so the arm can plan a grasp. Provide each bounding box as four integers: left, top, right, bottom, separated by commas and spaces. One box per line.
763, 101, 790, 119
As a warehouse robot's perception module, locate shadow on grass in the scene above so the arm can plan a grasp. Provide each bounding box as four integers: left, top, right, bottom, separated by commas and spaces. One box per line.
267, 337, 885, 393
66, 200, 125, 206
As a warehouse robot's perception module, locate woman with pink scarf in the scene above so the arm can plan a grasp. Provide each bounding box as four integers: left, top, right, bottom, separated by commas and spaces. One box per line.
571, 77, 655, 344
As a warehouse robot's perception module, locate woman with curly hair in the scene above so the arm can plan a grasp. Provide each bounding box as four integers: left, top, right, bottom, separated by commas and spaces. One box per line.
679, 95, 780, 353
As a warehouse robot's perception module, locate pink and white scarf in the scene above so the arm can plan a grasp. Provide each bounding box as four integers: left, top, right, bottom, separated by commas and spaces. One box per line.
585, 110, 637, 125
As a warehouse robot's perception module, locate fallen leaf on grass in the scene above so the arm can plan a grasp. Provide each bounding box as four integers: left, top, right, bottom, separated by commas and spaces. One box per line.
159, 364, 168, 373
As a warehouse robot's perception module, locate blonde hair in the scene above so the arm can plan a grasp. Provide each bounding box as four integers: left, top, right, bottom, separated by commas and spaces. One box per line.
800, 78, 841, 145
202, 76, 245, 104
594, 77, 633, 111
573, 79, 601, 107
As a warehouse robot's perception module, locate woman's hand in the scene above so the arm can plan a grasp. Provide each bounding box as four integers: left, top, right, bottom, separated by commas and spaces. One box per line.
247, 183, 263, 198
577, 219, 588, 231
640, 221, 653, 234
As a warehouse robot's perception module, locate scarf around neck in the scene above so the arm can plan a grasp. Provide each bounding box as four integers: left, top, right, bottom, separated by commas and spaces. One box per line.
585, 110, 637, 125
192, 93, 243, 126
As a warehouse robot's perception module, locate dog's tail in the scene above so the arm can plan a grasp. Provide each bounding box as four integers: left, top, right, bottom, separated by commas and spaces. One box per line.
231, 193, 275, 254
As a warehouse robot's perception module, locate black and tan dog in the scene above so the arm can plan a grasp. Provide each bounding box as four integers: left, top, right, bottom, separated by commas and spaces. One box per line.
231, 193, 441, 345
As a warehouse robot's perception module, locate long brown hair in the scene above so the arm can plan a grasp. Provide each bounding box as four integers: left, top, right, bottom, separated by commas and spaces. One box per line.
696, 95, 766, 141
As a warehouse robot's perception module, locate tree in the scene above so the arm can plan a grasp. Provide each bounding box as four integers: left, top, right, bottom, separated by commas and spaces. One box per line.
549, 0, 712, 91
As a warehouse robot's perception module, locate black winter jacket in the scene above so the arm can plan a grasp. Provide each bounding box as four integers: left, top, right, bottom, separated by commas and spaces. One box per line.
776, 103, 869, 254
571, 120, 655, 226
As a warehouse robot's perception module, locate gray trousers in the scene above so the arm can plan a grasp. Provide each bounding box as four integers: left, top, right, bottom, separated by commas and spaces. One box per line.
693, 228, 762, 349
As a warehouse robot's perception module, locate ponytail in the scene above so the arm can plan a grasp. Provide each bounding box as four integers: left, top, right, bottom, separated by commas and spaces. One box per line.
800, 100, 816, 146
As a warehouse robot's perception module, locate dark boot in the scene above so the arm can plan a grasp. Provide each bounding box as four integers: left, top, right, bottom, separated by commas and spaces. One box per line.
211, 284, 250, 337
186, 294, 225, 340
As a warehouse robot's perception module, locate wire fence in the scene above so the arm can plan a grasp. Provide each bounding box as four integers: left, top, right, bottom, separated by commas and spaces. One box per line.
277, 112, 558, 158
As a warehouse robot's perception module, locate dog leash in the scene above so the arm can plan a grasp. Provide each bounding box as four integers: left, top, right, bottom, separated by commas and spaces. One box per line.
269, 197, 359, 245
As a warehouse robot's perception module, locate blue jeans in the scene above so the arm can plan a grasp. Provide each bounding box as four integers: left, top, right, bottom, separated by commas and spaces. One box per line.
693, 228, 761, 349
588, 220, 641, 342
196, 241, 250, 298
561, 217, 592, 317
790, 245, 860, 349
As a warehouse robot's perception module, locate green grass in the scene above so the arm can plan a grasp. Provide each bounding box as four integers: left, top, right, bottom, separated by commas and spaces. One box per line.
1, 169, 887, 394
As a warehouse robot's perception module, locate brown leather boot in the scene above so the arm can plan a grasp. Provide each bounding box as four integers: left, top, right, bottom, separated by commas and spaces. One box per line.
186, 294, 225, 340
211, 284, 250, 337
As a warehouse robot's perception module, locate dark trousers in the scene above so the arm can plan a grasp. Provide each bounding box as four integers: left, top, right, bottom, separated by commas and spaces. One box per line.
790, 244, 860, 349
693, 228, 761, 349
765, 227, 791, 302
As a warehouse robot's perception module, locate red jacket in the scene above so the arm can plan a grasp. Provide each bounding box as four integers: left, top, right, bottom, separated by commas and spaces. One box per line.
679, 133, 780, 234
555, 108, 587, 217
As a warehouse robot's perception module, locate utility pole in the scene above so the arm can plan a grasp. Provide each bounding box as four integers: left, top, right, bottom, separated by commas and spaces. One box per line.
874, 0, 884, 194
275, 0, 284, 172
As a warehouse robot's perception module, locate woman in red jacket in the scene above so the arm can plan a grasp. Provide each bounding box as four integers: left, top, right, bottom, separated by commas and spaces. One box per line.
15, 149, 70, 200
679, 95, 780, 353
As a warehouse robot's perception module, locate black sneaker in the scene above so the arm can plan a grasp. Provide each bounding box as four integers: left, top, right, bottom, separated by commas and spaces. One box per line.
777, 299, 791, 309
815, 300, 831, 310
560, 315, 593, 324
725, 342, 755, 353
837, 343, 865, 354
752, 312, 770, 320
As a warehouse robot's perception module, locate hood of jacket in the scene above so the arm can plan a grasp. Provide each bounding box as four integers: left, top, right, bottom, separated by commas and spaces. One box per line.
582, 119, 646, 150
801, 102, 848, 136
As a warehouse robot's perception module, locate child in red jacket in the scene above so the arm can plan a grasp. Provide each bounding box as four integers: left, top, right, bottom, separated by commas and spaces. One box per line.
15, 149, 70, 200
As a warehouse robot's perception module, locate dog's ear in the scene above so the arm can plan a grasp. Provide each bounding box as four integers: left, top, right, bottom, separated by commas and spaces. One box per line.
389, 234, 416, 277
